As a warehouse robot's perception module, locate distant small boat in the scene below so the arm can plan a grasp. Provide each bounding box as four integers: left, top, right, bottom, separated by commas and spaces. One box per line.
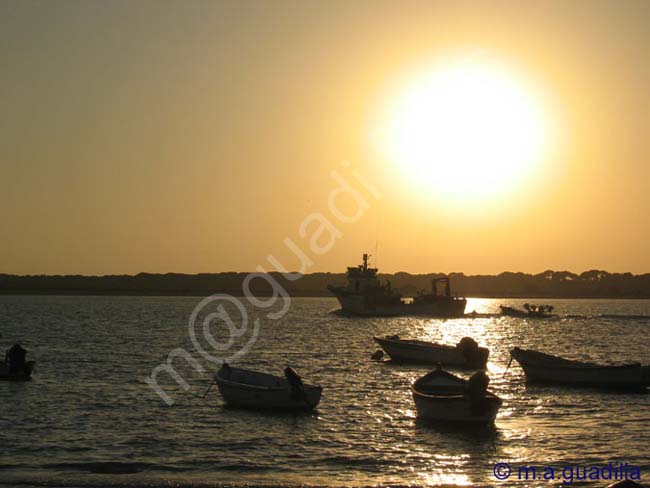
501, 304, 554, 318
1, 344, 35, 381
374, 336, 488, 368
0, 360, 35, 381
510, 347, 650, 390
412, 368, 502, 424
214, 364, 322, 410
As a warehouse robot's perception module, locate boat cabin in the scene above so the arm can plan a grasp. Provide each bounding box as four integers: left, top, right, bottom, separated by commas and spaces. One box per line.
345, 253, 381, 293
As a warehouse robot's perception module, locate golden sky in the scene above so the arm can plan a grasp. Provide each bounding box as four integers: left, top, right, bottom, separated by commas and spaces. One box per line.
2, 0, 649, 275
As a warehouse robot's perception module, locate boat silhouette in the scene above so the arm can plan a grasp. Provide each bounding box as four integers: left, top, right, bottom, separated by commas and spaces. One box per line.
328, 254, 466, 317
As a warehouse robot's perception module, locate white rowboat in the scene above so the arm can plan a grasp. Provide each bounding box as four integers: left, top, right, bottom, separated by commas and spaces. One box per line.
374, 336, 488, 368
214, 365, 322, 410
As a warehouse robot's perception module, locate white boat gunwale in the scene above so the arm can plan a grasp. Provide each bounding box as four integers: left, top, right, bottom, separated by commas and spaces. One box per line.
216, 377, 300, 392
412, 387, 502, 401
375, 336, 456, 350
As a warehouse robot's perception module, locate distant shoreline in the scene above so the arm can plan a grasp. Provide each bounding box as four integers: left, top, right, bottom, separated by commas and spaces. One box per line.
2, 270, 650, 299
1, 291, 649, 299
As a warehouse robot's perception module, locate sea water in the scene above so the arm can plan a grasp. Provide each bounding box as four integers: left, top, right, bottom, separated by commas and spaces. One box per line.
1, 296, 649, 487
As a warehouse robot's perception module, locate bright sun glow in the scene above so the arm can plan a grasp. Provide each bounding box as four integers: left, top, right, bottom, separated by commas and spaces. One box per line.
380, 55, 555, 206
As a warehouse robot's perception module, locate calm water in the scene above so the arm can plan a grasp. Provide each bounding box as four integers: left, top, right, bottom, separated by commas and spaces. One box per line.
1, 296, 649, 488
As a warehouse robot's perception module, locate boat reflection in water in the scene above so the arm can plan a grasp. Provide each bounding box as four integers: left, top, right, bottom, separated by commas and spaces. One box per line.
328, 254, 466, 317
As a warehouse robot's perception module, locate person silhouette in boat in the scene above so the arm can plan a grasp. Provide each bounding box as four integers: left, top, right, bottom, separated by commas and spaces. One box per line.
284, 367, 308, 403
5, 343, 27, 375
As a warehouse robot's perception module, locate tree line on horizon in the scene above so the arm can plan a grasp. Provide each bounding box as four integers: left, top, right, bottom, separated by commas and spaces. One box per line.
1, 269, 650, 298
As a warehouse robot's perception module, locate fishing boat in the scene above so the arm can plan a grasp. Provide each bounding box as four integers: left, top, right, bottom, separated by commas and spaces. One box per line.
412, 367, 502, 424
214, 364, 322, 410
510, 347, 650, 390
373, 335, 489, 368
328, 254, 466, 317
500, 304, 554, 318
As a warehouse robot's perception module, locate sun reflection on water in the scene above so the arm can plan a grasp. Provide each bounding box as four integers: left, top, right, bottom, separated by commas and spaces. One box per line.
417, 470, 473, 486
5, 297, 649, 487
465, 297, 500, 314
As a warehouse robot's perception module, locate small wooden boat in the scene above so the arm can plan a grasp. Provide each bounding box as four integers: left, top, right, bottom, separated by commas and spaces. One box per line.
374, 335, 488, 368
500, 304, 554, 318
214, 364, 322, 410
412, 368, 502, 424
1, 344, 35, 381
510, 347, 650, 390
0, 360, 35, 381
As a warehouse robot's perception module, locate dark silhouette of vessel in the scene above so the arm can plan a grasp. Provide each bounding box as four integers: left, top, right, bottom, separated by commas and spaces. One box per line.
500, 303, 554, 318
328, 254, 466, 317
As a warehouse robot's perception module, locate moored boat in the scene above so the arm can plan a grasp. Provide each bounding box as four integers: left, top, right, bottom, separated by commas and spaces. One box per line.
328, 254, 466, 317
374, 335, 488, 368
214, 364, 322, 410
412, 367, 502, 424
510, 347, 650, 390
1, 344, 35, 381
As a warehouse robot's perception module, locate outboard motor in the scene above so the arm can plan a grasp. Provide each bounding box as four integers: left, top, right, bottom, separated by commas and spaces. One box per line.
220, 362, 232, 379
466, 370, 490, 414
457, 337, 488, 369
284, 367, 307, 403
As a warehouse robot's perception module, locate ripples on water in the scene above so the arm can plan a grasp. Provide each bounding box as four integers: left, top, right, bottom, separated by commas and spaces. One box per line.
1, 296, 649, 488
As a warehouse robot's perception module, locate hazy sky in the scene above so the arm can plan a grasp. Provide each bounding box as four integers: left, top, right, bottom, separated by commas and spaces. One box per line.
2, 0, 649, 275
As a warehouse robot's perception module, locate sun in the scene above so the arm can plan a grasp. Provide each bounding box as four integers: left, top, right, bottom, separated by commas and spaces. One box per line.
378, 54, 555, 207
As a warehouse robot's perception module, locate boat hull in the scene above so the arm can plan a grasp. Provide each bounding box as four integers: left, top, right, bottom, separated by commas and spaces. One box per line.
517, 362, 648, 389
500, 306, 551, 318
511, 348, 649, 390
216, 382, 322, 409
0, 361, 35, 381
374, 337, 487, 368
215, 367, 322, 410
412, 368, 502, 425
412, 390, 502, 424
330, 288, 466, 317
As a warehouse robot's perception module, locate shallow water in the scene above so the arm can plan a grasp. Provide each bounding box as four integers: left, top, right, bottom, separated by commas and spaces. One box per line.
1, 296, 649, 487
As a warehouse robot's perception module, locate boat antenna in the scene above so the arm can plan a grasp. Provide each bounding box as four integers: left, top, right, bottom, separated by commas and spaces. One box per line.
374, 237, 378, 269
374, 209, 379, 268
